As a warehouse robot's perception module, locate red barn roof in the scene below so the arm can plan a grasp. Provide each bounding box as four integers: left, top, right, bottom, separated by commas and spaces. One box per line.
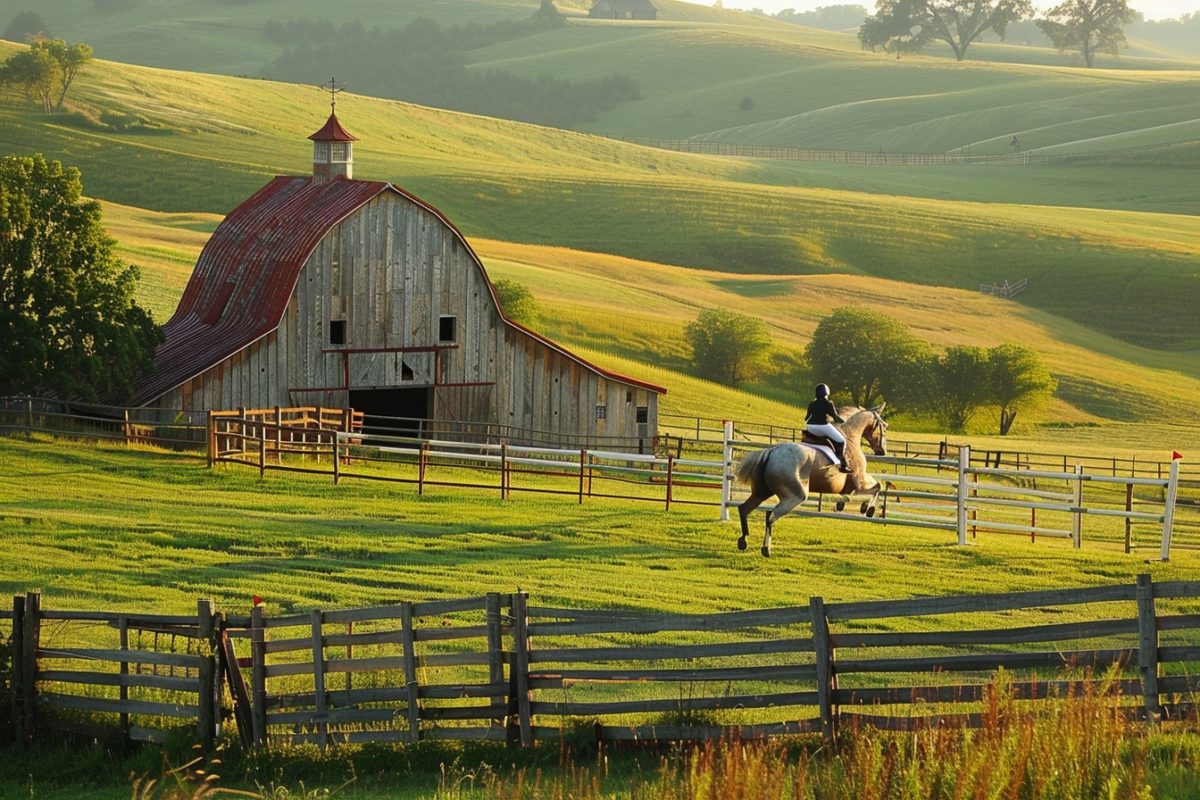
308, 112, 358, 142
134, 176, 664, 405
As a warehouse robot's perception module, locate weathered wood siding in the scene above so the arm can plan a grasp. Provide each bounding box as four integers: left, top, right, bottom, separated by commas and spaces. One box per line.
161, 192, 658, 445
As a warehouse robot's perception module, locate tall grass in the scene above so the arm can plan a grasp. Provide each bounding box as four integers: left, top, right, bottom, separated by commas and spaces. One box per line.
433, 675, 1193, 799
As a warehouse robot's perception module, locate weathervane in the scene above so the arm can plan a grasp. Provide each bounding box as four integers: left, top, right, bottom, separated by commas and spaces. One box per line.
322, 77, 344, 113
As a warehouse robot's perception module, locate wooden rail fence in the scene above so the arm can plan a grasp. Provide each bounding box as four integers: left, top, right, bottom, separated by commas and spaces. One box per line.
4, 576, 1199, 749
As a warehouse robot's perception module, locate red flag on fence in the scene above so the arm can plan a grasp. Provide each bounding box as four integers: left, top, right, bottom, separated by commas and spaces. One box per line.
1173, 451, 1183, 461
252, 594, 263, 607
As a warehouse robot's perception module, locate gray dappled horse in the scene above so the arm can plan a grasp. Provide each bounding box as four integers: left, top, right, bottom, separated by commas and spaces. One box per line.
735, 406, 888, 557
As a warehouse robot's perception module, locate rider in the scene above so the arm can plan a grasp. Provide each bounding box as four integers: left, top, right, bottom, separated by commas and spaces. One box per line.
805, 383, 851, 473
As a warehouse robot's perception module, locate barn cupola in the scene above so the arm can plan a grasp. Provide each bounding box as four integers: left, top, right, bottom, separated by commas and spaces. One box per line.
308, 79, 357, 184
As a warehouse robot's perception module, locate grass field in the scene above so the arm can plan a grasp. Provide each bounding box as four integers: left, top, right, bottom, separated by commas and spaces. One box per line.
2, 43, 1197, 358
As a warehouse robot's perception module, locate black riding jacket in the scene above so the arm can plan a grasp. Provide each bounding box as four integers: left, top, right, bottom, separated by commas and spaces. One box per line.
805, 397, 842, 426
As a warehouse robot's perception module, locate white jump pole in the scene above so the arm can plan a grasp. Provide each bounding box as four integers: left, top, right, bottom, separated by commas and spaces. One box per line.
956, 445, 970, 545
1072, 464, 1084, 549
720, 419, 734, 522
1160, 453, 1182, 561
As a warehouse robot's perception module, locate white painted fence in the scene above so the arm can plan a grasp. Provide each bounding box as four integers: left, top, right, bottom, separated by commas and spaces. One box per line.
720, 421, 1184, 560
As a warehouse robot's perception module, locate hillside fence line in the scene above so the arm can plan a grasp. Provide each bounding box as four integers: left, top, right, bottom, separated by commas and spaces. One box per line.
2, 399, 1196, 556
615, 137, 1162, 167
4, 575, 1199, 750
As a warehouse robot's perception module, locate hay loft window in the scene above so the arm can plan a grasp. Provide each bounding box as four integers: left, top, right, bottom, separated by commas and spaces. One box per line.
595, 405, 607, 420
329, 320, 347, 345
439, 315, 457, 343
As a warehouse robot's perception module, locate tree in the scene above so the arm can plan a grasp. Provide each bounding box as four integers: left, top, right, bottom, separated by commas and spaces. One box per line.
1037, 0, 1133, 67
3, 11, 50, 42
492, 278, 540, 328
858, 0, 931, 57
860, 0, 1032, 61
805, 307, 931, 410
929, 345, 990, 432
988, 343, 1056, 435
684, 309, 772, 386
0, 155, 161, 402
0, 38, 92, 113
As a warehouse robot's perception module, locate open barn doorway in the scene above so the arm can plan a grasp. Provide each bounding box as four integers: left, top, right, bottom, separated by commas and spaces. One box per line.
350, 387, 430, 437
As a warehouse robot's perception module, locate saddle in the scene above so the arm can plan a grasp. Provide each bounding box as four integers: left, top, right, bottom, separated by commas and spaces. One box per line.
800, 431, 851, 473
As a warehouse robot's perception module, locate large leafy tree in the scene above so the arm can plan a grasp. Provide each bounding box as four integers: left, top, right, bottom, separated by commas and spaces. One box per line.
929, 345, 991, 432
0, 155, 161, 402
0, 38, 92, 113
988, 343, 1056, 434
684, 309, 772, 386
805, 307, 931, 410
860, 0, 1032, 61
1037, 0, 1133, 67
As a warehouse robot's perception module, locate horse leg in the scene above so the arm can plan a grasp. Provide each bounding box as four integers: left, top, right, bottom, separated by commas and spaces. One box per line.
863, 483, 881, 518
738, 490, 770, 552
762, 490, 807, 558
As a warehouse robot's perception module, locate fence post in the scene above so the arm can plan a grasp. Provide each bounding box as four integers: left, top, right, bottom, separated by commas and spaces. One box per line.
259, 423, 267, 478
1160, 455, 1181, 561
206, 411, 215, 469
274, 406, 282, 461
21, 591, 40, 744
332, 430, 340, 486
1135, 574, 1161, 719
665, 455, 674, 511
11, 595, 24, 745
578, 450, 586, 505
250, 604, 267, 746
123, 409, 131, 447
419, 442, 428, 495
310, 609, 328, 748
956, 446, 970, 545
485, 593, 507, 726
511, 592, 533, 747
118, 616, 130, 744
720, 420, 734, 522
500, 444, 508, 499
400, 602, 421, 743
810, 596, 835, 742
198, 600, 217, 750
1072, 465, 1084, 549
1125, 484, 1134, 554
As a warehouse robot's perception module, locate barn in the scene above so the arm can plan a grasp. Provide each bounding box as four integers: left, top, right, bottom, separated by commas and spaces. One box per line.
133, 111, 664, 450
588, 0, 658, 20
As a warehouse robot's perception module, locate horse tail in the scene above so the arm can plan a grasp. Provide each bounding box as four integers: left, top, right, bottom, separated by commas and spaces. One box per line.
735, 446, 772, 486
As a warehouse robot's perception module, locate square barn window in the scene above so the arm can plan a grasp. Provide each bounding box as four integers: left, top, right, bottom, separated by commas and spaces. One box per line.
595, 405, 607, 420
439, 316, 457, 343
330, 320, 347, 345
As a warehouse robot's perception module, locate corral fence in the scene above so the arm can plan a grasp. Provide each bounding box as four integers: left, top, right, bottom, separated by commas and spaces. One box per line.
4, 576, 1199, 749
980, 277, 1028, 298
203, 409, 1195, 558
617, 137, 1162, 167
720, 421, 1192, 558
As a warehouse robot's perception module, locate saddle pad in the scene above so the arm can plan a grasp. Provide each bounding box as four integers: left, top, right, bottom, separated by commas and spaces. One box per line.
805, 443, 838, 466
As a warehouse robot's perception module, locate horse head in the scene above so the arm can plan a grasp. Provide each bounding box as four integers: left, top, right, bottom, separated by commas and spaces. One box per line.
864, 403, 888, 456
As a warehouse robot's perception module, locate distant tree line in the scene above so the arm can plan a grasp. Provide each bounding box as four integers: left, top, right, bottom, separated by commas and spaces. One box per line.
683, 305, 1055, 435
263, 16, 638, 129
766, 5, 870, 31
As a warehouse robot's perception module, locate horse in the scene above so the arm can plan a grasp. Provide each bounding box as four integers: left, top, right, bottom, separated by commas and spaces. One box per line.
734, 406, 888, 558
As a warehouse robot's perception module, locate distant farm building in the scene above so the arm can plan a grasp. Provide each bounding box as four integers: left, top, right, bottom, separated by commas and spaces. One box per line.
589, 0, 657, 20
133, 111, 663, 448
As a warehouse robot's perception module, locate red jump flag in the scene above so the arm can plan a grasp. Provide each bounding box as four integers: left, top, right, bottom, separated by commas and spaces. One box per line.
252, 594, 263, 607
1173, 451, 1183, 461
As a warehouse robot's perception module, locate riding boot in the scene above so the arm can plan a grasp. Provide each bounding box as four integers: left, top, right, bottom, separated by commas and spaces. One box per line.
833, 441, 851, 473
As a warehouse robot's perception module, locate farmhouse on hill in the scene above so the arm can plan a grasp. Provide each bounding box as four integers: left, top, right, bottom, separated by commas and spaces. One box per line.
133, 111, 663, 449
589, 0, 658, 20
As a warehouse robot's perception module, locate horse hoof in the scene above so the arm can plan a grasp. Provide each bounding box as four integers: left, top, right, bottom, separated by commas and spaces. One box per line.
835, 501, 846, 512
866, 506, 877, 518
761, 546, 771, 558
860, 502, 869, 514
737, 537, 747, 551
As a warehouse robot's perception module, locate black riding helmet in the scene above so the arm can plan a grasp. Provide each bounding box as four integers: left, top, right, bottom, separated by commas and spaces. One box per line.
815, 383, 830, 398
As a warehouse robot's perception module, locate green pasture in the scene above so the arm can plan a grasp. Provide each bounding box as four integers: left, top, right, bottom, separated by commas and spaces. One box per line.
1, 47, 1196, 355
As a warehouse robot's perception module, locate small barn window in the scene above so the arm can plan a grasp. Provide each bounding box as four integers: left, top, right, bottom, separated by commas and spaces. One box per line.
636, 406, 648, 424
439, 315, 457, 343
313, 141, 330, 163
626, 391, 633, 403
330, 320, 347, 345
331, 142, 350, 162
595, 405, 607, 420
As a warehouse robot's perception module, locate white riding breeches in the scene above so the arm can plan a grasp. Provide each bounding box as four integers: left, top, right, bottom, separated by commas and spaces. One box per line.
805, 423, 845, 444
